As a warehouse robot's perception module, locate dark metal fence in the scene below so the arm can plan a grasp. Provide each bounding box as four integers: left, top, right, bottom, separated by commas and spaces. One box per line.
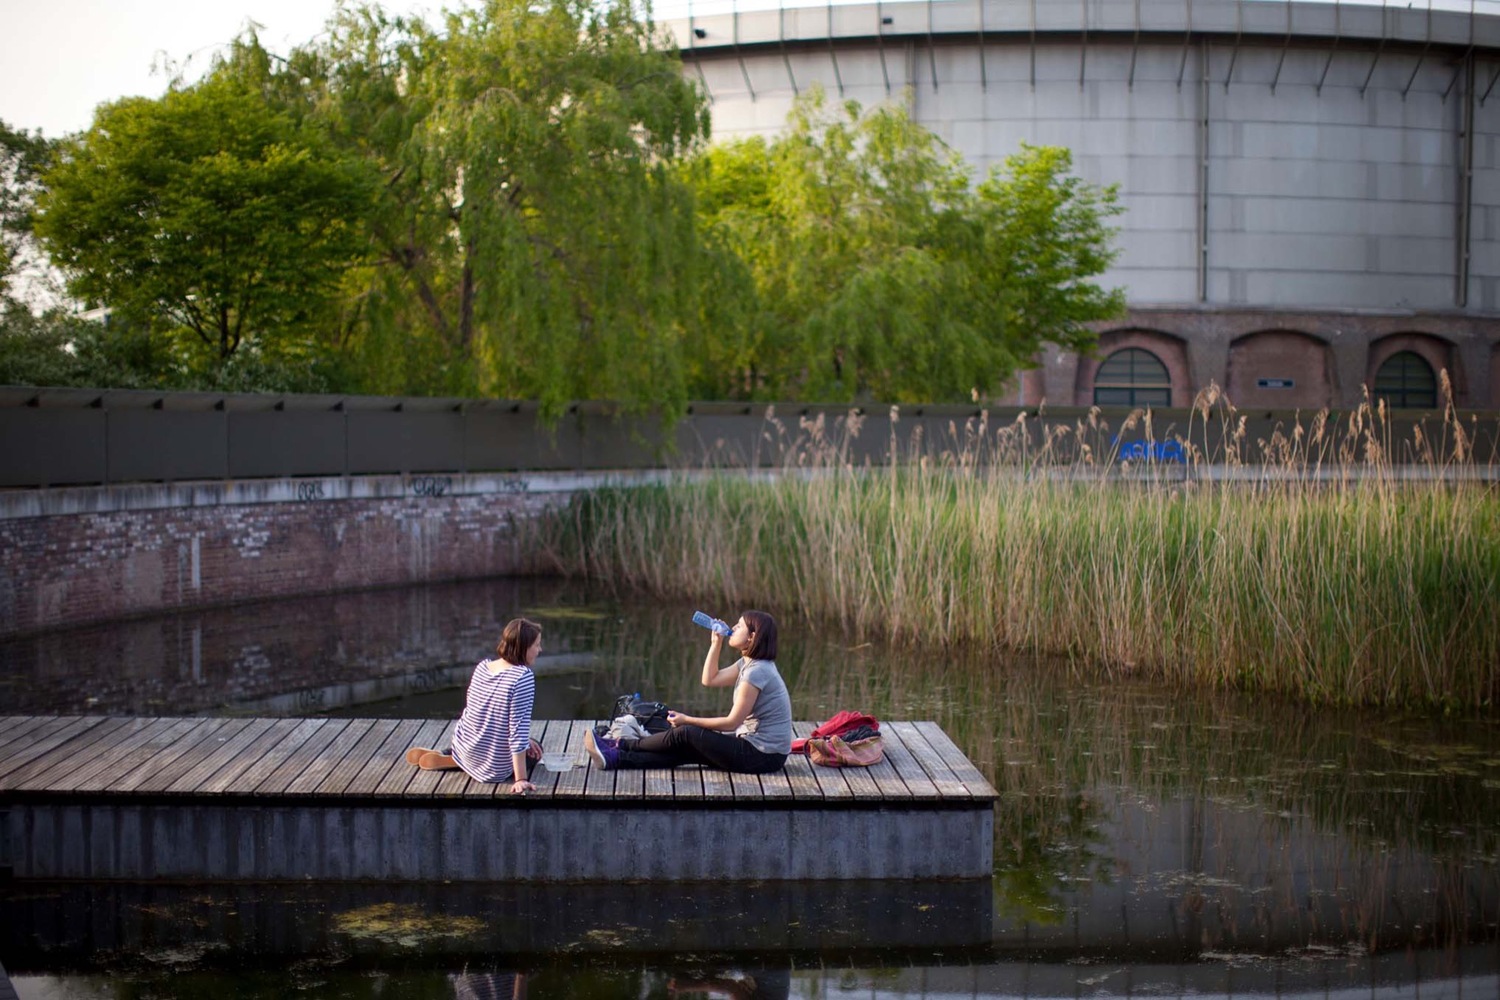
3, 385, 1497, 488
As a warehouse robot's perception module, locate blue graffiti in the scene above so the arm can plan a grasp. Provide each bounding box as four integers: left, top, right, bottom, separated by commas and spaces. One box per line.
1110, 436, 1187, 464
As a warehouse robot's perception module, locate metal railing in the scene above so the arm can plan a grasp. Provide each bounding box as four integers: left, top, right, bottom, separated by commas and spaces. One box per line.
4, 385, 1497, 488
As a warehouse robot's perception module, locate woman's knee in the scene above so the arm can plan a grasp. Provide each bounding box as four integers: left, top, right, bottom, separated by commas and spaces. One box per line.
670, 724, 706, 746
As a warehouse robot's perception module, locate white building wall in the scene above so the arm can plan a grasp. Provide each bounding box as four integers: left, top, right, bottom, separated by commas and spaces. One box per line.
687, 26, 1500, 316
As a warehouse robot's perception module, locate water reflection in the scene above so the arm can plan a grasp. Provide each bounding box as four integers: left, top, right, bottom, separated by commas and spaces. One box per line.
2, 576, 1499, 995
0, 578, 620, 717
0, 880, 993, 965
11, 953, 1500, 999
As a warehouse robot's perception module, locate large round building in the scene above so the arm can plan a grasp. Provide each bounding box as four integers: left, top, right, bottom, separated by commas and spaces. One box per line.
659, 0, 1500, 410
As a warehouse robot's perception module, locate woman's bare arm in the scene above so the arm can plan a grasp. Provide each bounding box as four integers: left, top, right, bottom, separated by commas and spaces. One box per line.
701, 634, 741, 688
669, 680, 761, 732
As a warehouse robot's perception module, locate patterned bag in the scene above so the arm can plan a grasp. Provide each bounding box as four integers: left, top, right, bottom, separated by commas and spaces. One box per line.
806, 732, 884, 767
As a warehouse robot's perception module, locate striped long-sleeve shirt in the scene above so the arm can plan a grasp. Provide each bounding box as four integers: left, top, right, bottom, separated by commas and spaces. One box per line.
450, 659, 534, 784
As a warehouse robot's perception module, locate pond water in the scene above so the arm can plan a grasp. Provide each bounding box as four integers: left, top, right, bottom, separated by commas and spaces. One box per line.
2, 576, 1498, 998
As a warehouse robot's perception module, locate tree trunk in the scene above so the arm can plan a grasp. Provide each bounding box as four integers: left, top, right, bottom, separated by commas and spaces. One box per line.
219, 302, 233, 360
459, 233, 478, 351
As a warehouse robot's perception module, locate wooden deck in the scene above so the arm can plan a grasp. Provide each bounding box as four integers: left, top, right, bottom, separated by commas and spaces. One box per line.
0, 716, 997, 882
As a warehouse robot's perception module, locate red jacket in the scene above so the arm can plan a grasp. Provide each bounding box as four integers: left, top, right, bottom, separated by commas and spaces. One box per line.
791, 710, 880, 754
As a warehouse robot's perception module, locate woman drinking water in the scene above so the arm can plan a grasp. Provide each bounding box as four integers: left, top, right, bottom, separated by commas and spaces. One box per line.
585, 610, 791, 774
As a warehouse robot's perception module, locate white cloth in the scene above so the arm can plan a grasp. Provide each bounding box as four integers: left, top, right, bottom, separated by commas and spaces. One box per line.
606, 715, 649, 741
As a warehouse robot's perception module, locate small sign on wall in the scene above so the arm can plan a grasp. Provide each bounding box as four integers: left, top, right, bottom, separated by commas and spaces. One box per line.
1257, 378, 1296, 389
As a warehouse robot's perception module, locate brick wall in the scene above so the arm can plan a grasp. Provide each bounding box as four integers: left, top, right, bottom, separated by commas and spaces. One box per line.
0, 474, 581, 639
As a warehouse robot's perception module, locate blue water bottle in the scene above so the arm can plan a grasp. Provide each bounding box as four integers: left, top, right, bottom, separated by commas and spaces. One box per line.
692, 611, 733, 638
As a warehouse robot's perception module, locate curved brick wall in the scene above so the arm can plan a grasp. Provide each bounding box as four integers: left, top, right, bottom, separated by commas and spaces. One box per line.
0, 473, 598, 639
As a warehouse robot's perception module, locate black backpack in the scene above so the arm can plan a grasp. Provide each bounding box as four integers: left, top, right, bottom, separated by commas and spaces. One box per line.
611, 693, 671, 735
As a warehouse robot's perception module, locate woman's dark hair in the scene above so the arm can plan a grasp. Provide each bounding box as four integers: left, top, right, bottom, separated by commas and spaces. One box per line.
496, 618, 543, 665
741, 610, 778, 661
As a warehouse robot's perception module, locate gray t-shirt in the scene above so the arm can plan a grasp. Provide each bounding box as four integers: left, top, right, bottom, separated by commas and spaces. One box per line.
734, 658, 792, 755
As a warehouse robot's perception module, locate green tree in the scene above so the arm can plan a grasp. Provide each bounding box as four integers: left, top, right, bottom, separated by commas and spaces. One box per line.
298, 0, 716, 414
33, 57, 373, 380
0, 305, 183, 390
687, 88, 1125, 403
0, 118, 53, 306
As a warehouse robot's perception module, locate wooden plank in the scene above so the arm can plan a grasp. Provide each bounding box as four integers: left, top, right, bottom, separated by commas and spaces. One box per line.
0, 715, 34, 750
582, 720, 618, 801
192, 719, 310, 795
137, 722, 252, 791
612, 746, 646, 799
339, 718, 426, 796
913, 721, 999, 799
642, 764, 675, 800
878, 724, 942, 799
115, 719, 241, 791
1, 718, 134, 790
0, 717, 110, 783
165, 718, 291, 794
283, 719, 376, 796
373, 719, 449, 797
211, 719, 331, 795
672, 763, 704, 800
862, 737, 914, 799
255, 719, 356, 795
758, 764, 794, 799
403, 721, 461, 797
73, 717, 217, 794
527, 719, 570, 799
701, 764, 734, 800
0, 716, 995, 814
38, 719, 178, 793
728, 770, 763, 800
437, 746, 482, 799
517, 718, 557, 794
0, 716, 59, 756
782, 723, 822, 800
887, 722, 970, 799
317, 719, 411, 796
551, 722, 590, 800
838, 757, 883, 800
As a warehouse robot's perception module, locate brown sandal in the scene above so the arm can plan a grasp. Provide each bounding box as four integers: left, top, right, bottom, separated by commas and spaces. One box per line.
405, 746, 437, 766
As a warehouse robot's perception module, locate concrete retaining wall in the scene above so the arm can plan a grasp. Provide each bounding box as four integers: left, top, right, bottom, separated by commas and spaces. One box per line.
2, 800, 993, 881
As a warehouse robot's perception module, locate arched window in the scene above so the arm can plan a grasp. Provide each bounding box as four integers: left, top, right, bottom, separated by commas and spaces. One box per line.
1093, 348, 1171, 407
1373, 351, 1437, 410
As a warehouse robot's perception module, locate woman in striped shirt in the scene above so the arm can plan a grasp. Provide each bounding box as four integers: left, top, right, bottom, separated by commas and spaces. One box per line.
405, 617, 543, 795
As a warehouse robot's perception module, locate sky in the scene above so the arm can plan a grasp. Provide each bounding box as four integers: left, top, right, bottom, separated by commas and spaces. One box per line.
0, 0, 451, 138
1, 0, 1485, 138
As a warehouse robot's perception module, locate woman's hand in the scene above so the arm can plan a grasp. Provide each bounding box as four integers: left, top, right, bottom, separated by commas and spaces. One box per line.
667, 710, 691, 728
526, 739, 542, 761
510, 778, 535, 795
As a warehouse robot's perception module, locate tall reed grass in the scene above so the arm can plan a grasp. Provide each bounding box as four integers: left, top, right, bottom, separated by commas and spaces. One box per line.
533, 380, 1500, 710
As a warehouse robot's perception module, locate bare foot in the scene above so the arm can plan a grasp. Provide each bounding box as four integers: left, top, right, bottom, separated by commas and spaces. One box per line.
418, 751, 460, 771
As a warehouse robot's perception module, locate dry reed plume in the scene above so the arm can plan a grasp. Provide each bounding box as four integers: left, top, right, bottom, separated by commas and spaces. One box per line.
534, 380, 1500, 710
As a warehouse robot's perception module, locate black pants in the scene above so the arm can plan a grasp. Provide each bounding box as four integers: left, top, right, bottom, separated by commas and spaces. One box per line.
618, 725, 787, 774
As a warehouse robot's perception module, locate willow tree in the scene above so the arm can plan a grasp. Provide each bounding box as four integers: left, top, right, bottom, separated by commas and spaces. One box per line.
303, 0, 715, 415
687, 88, 1126, 403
